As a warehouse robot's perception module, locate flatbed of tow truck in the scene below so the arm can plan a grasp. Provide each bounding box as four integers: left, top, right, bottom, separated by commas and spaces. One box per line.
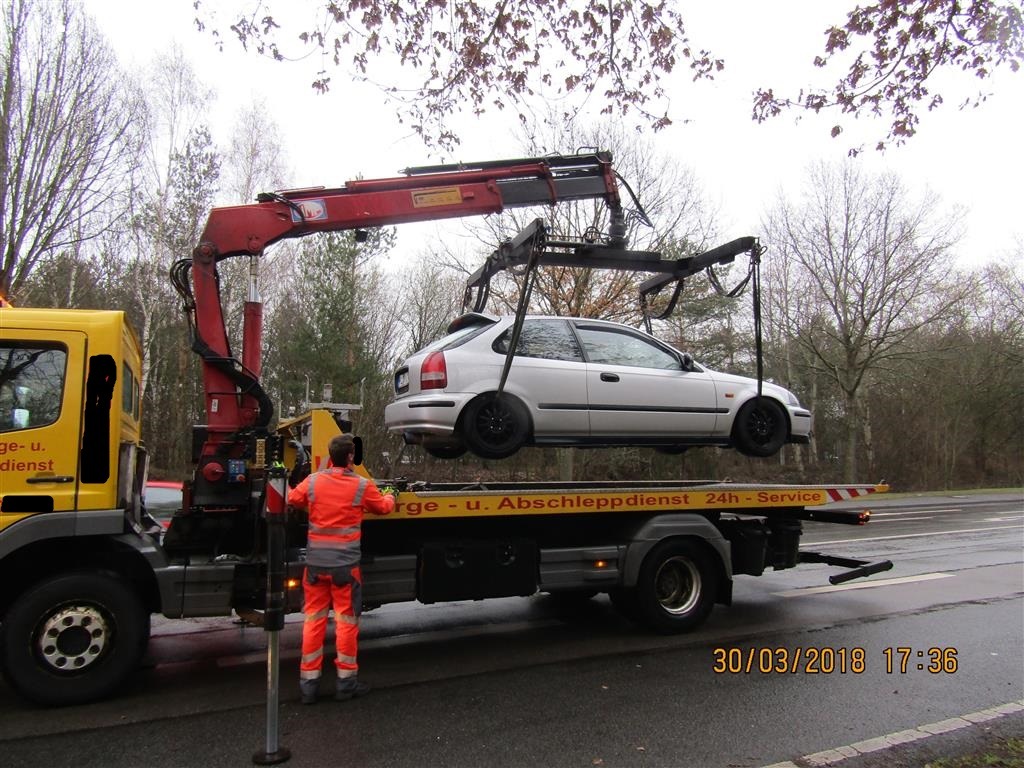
379, 480, 886, 521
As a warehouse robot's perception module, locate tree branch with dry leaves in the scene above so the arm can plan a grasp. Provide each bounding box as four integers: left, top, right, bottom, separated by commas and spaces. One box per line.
752, 0, 1023, 153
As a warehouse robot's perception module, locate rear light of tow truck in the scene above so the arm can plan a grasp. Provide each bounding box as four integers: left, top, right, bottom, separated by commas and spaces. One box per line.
420, 351, 448, 390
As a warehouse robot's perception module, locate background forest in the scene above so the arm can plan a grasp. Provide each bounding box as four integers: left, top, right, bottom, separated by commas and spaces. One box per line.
2, 0, 1021, 492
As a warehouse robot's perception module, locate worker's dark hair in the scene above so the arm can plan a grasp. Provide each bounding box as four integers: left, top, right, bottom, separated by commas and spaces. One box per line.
328, 434, 356, 467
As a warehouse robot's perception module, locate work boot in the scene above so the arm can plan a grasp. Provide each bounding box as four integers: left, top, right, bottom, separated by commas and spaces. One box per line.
299, 678, 320, 705
335, 678, 370, 701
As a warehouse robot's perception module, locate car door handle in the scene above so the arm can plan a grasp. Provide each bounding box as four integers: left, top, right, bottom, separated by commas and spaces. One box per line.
600, 373, 620, 382
26, 475, 75, 484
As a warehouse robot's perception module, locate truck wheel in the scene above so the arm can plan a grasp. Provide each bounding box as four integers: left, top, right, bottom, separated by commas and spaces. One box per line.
461, 393, 530, 459
633, 540, 717, 633
732, 398, 788, 457
0, 570, 148, 706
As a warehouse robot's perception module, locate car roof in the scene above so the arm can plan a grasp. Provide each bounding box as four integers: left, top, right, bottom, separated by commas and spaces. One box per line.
448, 313, 634, 330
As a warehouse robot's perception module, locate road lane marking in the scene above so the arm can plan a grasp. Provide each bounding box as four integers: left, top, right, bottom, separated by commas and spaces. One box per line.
774, 572, 953, 597
760, 699, 1024, 768
870, 516, 934, 522
869, 508, 962, 516
803, 523, 1023, 547
985, 514, 1024, 522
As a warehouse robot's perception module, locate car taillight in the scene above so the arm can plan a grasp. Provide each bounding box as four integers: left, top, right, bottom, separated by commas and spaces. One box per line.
420, 351, 447, 390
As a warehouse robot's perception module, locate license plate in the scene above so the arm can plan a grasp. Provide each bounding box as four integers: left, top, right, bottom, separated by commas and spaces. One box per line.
395, 371, 409, 391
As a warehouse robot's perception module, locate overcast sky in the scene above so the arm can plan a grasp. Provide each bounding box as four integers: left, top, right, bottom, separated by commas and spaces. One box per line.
84, 1, 1022, 272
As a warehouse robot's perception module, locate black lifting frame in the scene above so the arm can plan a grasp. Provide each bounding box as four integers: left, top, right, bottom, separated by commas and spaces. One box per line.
462, 218, 763, 398
464, 218, 759, 323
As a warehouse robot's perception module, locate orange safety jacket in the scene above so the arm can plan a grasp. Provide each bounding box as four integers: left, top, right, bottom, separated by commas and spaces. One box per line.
288, 467, 394, 568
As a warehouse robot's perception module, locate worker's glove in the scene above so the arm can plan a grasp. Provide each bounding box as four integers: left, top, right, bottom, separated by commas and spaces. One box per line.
288, 461, 311, 489
379, 485, 400, 501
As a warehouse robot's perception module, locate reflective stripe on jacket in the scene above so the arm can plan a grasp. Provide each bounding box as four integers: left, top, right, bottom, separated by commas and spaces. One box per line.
288, 467, 395, 568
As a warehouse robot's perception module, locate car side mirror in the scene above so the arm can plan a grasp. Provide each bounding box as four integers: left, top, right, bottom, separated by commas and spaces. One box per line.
680, 352, 694, 371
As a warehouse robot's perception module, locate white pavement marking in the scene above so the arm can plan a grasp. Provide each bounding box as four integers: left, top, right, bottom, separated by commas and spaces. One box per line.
804, 523, 1024, 547
774, 572, 954, 597
760, 700, 1024, 768
869, 508, 961, 516
870, 516, 934, 522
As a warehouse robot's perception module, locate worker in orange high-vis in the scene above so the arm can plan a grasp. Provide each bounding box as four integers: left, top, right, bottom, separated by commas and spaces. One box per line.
287, 433, 395, 704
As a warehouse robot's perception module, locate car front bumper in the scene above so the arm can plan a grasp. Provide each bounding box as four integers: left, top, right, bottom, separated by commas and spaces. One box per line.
788, 407, 813, 442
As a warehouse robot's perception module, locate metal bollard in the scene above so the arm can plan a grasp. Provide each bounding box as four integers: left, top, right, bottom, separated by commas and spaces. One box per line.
253, 467, 291, 765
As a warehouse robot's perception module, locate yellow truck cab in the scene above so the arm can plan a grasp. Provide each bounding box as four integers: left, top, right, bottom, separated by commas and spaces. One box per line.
0, 306, 144, 524
0, 305, 157, 705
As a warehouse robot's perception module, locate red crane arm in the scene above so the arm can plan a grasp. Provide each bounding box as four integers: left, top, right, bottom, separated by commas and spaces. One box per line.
178, 152, 627, 484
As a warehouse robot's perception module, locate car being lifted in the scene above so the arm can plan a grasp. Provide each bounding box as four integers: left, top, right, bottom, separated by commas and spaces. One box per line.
384, 313, 812, 460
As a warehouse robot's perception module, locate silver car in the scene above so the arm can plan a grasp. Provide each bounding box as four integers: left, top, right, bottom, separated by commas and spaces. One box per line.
384, 314, 812, 460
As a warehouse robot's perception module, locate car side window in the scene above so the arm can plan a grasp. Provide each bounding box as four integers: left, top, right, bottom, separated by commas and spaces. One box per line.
575, 326, 681, 370
493, 320, 584, 362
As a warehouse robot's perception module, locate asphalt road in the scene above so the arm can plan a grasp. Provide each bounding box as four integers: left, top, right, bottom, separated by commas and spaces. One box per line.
0, 491, 1021, 767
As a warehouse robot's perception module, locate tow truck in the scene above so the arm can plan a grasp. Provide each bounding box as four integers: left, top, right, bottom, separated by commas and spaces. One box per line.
0, 151, 891, 707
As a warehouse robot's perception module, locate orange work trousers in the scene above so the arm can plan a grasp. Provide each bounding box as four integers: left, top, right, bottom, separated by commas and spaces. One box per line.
299, 565, 362, 681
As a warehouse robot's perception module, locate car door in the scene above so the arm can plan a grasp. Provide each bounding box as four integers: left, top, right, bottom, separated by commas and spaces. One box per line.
494, 319, 590, 437
0, 330, 85, 522
573, 322, 719, 437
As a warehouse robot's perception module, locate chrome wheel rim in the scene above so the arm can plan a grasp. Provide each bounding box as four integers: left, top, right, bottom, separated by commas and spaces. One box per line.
654, 556, 701, 615
37, 604, 111, 673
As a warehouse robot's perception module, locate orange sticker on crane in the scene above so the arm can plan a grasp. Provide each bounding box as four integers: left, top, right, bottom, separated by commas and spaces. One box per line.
411, 187, 463, 208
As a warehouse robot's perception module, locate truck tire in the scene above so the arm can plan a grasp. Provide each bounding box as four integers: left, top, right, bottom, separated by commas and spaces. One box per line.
632, 539, 717, 633
0, 570, 148, 706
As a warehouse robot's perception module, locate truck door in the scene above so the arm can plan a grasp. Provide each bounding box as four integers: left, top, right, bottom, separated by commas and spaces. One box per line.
0, 330, 85, 518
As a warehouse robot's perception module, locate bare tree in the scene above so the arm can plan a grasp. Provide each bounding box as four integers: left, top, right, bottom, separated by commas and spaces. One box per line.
764, 162, 968, 480
212, 99, 291, 347
754, 1, 1023, 152
397, 255, 466, 355
0, 0, 142, 299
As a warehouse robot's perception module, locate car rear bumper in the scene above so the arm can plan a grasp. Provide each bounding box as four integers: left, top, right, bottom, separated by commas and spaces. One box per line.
384, 392, 475, 437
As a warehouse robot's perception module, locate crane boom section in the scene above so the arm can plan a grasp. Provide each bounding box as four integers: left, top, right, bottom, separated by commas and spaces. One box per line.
195, 154, 623, 260
182, 152, 627, 501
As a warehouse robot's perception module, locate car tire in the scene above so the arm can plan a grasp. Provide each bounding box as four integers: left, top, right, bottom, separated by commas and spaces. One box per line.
422, 441, 468, 460
0, 570, 149, 706
632, 539, 717, 634
460, 393, 531, 459
732, 397, 788, 457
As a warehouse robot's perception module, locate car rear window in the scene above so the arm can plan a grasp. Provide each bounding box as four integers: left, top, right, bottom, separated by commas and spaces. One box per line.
418, 320, 493, 355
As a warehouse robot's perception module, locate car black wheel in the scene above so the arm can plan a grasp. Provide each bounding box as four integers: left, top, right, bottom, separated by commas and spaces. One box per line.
732, 397, 788, 457
0, 570, 148, 706
461, 393, 531, 459
422, 441, 468, 460
633, 539, 717, 633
